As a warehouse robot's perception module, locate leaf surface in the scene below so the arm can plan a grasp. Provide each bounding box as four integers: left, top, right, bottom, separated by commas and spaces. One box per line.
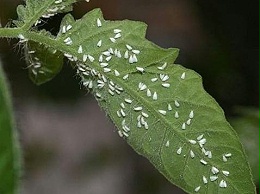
14, 0, 77, 29
55, 8, 256, 194
25, 38, 64, 85
0, 60, 21, 194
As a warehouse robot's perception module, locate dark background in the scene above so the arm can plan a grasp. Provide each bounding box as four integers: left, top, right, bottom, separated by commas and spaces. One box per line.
0, 0, 258, 193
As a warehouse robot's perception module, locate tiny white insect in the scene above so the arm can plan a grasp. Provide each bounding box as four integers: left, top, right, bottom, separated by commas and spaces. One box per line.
225, 153, 232, 157
162, 83, 170, 88
158, 62, 167, 70
181, 123, 186, 130
103, 51, 111, 56
139, 84, 147, 91
175, 111, 179, 118
207, 151, 212, 159
147, 89, 152, 97
122, 131, 129, 137
200, 159, 207, 165
110, 37, 116, 43
186, 119, 192, 125
78, 45, 83, 54
189, 110, 194, 119
181, 72, 186, 79
125, 98, 132, 104
108, 48, 114, 54
210, 176, 218, 182
104, 68, 111, 73
106, 56, 112, 62
124, 51, 129, 59
88, 55, 95, 62
120, 109, 126, 117
62, 26, 66, 33
222, 155, 228, 162
97, 18, 102, 27
117, 110, 121, 118
219, 180, 227, 188
82, 54, 88, 62
134, 107, 143, 111
118, 130, 124, 137
123, 74, 129, 80
199, 138, 207, 145
109, 89, 115, 96
211, 167, 219, 174
189, 140, 197, 144
222, 170, 230, 177
132, 54, 138, 63
194, 186, 201, 192
165, 141, 170, 147
100, 63, 108, 67
158, 110, 167, 115
114, 70, 120, 76
203, 176, 208, 184
136, 67, 144, 73
153, 92, 158, 100
114, 29, 122, 33
66, 24, 72, 31
174, 100, 180, 107
120, 103, 125, 109
190, 150, 195, 158
126, 44, 133, 50
177, 147, 182, 155
197, 134, 204, 141
97, 40, 102, 47
114, 33, 122, 39
168, 104, 172, 111
142, 112, 149, 118
132, 49, 140, 54
151, 78, 158, 82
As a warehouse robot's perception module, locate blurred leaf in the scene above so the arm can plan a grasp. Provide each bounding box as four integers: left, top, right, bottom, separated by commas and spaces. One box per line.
0, 60, 21, 194
58, 9, 255, 193
229, 107, 259, 183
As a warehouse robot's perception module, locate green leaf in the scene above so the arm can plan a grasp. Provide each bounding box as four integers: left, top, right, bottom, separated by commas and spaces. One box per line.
55, 8, 255, 193
14, 0, 78, 29
229, 107, 259, 183
0, 60, 21, 194
24, 36, 64, 85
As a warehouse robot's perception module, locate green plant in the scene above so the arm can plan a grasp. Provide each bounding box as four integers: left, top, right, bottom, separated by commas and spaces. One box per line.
0, 0, 256, 193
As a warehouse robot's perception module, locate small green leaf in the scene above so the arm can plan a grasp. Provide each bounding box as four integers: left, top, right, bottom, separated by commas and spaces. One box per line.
229, 108, 259, 183
0, 60, 21, 194
25, 38, 64, 85
14, 0, 78, 29
55, 9, 255, 193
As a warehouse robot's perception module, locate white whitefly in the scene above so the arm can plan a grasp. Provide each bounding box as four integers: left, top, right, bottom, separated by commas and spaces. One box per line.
153, 92, 158, 100
189, 140, 196, 144
181, 123, 186, 130
126, 44, 133, 50
114, 70, 120, 76
203, 176, 208, 184
165, 141, 170, 147
136, 67, 144, 73
134, 107, 143, 111
211, 166, 219, 174
158, 110, 167, 115
110, 37, 116, 43
174, 100, 180, 107
124, 51, 129, 59
151, 78, 158, 82
97, 18, 102, 27
190, 150, 195, 158
219, 180, 227, 188
181, 72, 186, 79
189, 110, 194, 119
210, 176, 218, 182
175, 111, 179, 118
132, 49, 140, 54
97, 40, 102, 47
147, 89, 152, 97
78, 45, 83, 54
168, 104, 172, 111
194, 186, 201, 192
197, 134, 204, 141
200, 159, 207, 165
222, 171, 230, 176
162, 83, 170, 88
177, 147, 182, 155
114, 29, 122, 33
